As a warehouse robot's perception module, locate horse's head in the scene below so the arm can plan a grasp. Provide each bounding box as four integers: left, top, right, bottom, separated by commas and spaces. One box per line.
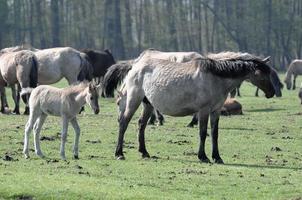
284, 73, 292, 90
104, 49, 116, 66
86, 83, 100, 114
249, 57, 275, 98
116, 90, 127, 122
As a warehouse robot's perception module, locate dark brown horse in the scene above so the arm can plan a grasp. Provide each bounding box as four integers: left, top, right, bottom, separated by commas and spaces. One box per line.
81, 49, 116, 83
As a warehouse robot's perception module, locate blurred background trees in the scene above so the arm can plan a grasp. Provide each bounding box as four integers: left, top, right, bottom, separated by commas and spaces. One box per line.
0, 0, 301, 69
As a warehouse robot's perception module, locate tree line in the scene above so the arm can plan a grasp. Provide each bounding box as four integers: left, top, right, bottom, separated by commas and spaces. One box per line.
0, 0, 301, 70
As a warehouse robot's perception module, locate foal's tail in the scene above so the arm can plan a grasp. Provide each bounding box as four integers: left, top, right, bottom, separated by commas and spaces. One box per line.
29, 56, 38, 88
103, 61, 133, 97
77, 53, 94, 82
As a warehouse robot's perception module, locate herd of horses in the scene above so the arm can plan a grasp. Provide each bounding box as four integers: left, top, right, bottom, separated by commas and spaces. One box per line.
0, 45, 301, 164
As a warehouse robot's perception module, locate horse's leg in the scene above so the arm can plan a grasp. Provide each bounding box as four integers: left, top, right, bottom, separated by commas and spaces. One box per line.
116, 94, 143, 160
12, 85, 20, 114
138, 102, 153, 158
60, 115, 69, 160
23, 112, 39, 159
198, 111, 210, 163
70, 118, 80, 159
187, 113, 198, 127
230, 88, 236, 98
293, 75, 297, 90
255, 88, 259, 97
210, 111, 223, 164
0, 86, 6, 113
155, 110, 164, 126
237, 87, 241, 97
33, 113, 47, 158
148, 109, 156, 125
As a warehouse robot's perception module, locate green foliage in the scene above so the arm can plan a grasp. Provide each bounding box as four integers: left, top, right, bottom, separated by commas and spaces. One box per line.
0, 76, 301, 199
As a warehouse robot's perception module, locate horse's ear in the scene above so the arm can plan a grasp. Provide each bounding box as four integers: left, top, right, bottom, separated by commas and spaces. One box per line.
104, 49, 112, 54
262, 56, 270, 63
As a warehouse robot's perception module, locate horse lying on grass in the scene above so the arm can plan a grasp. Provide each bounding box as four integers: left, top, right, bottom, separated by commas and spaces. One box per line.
22, 82, 100, 160
104, 51, 275, 164
187, 98, 243, 128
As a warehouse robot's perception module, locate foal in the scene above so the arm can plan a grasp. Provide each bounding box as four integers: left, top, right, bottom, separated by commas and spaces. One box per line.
23, 82, 100, 160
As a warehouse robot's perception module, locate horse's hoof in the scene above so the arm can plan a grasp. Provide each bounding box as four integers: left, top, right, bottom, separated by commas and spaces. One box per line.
142, 153, 150, 158
213, 158, 224, 164
36, 153, 45, 159
199, 156, 211, 163
187, 124, 194, 128
116, 155, 125, 160
24, 154, 30, 159
73, 155, 79, 160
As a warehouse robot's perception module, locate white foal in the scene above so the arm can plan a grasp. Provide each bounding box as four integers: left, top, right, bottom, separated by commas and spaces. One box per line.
23, 82, 100, 160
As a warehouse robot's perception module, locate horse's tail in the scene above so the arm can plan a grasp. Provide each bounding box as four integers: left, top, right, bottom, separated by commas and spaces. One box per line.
77, 53, 94, 81
103, 61, 133, 97
29, 56, 38, 88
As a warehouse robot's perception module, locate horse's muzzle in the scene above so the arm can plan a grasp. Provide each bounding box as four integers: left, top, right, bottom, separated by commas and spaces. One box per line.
265, 92, 275, 98
94, 108, 100, 115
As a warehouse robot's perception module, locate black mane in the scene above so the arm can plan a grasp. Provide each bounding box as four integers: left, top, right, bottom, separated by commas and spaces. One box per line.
201, 52, 271, 78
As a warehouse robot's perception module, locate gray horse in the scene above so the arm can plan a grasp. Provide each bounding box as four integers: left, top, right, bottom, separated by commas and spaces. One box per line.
105, 52, 275, 164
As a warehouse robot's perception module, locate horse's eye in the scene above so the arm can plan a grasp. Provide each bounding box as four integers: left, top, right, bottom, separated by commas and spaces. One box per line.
90, 97, 93, 100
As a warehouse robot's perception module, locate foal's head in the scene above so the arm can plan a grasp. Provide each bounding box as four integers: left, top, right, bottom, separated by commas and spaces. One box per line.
85, 83, 100, 114
248, 57, 275, 98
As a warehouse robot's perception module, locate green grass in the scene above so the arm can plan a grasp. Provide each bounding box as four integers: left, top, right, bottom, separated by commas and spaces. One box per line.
0, 76, 301, 200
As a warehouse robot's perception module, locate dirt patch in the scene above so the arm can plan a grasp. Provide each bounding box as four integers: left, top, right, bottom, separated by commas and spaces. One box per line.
40, 136, 56, 141
183, 151, 197, 156
46, 159, 59, 164
180, 168, 207, 175
85, 139, 101, 144
271, 147, 282, 151
2, 153, 18, 161
167, 140, 191, 145
12, 194, 33, 200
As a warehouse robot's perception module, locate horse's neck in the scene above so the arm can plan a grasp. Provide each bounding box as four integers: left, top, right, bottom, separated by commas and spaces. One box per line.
285, 66, 293, 81
74, 88, 88, 107
221, 77, 245, 94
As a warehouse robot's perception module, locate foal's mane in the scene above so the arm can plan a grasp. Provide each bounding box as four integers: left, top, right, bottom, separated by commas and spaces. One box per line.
201, 52, 271, 78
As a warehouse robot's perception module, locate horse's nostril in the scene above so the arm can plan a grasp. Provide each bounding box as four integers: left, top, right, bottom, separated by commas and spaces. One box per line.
95, 108, 100, 114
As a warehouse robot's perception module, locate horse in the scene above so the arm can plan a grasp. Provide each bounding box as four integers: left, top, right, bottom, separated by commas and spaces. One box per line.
81, 49, 116, 83
0, 50, 38, 114
284, 59, 302, 90
0, 46, 93, 114
22, 82, 100, 160
105, 52, 275, 163
187, 98, 243, 127
103, 49, 203, 125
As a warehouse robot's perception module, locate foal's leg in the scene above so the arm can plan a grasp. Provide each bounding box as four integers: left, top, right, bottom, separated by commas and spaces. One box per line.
70, 118, 80, 159
293, 75, 297, 90
116, 93, 143, 160
198, 111, 210, 163
23, 112, 39, 158
33, 113, 47, 158
60, 115, 69, 160
148, 109, 156, 125
210, 111, 223, 164
138, 102, 153, 158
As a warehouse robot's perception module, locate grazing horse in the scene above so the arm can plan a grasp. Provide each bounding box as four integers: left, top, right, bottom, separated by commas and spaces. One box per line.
81, 49, 116, 83
105, 52, 275, 163
0, 50, 38, 114
23, 82, 100, 160
104, 49, 203, 124
284, 59, 302, 90
0, 46, 93, 114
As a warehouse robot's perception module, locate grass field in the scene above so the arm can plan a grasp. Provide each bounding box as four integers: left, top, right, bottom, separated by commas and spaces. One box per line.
0, 76, 301, 200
